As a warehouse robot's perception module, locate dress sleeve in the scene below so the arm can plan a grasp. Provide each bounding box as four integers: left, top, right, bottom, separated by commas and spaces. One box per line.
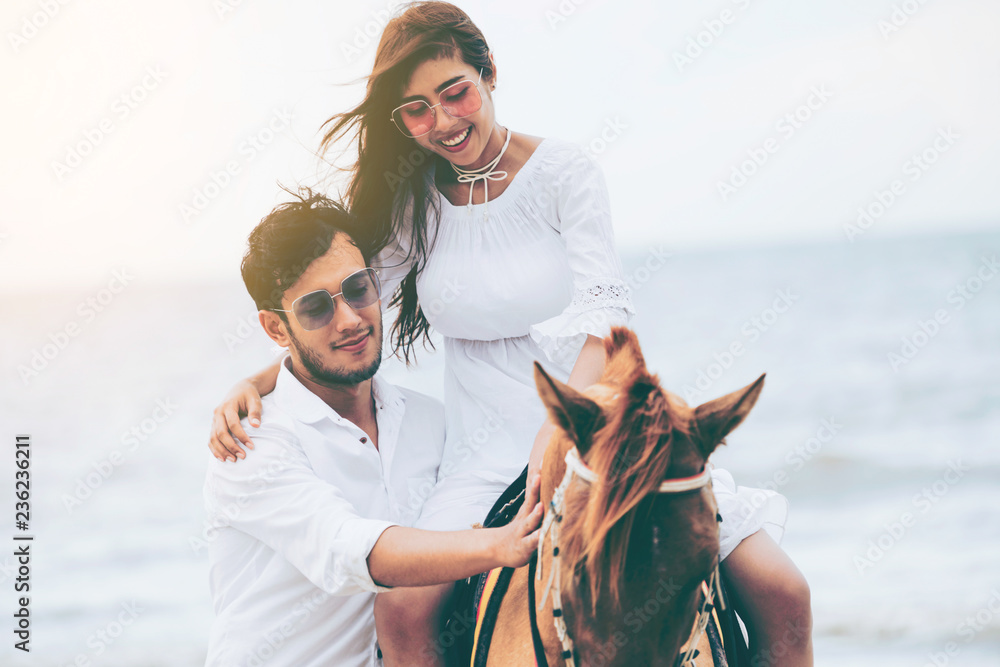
528, 145, 636, 369
204, 423, 396, 596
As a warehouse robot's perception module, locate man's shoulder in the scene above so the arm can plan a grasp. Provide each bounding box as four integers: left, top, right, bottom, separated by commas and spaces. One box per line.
238, 394, 304, 460
204, 399, 307, 488
250, 390, 300, 433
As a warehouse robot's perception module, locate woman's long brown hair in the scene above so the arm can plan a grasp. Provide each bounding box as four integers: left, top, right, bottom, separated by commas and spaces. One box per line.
319, 1, 494, 363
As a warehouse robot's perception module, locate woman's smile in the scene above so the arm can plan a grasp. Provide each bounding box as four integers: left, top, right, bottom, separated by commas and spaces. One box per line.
438, 126, 473, 152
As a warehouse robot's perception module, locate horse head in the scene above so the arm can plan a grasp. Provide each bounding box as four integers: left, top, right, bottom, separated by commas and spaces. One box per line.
532, 326, 765, 665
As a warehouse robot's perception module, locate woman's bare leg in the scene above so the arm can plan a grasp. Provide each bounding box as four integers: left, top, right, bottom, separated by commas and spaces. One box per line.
374, 583, 455, 667
721, 530, 813, 667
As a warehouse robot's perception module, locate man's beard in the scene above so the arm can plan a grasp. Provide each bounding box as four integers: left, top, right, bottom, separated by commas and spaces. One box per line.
288, 322, 382, 386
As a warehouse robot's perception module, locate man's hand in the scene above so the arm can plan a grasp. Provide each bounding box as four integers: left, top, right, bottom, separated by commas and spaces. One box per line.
367, 474, 545, 586
492, 474, 544, 569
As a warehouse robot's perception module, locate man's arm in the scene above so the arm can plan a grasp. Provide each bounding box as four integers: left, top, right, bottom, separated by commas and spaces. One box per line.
368, 472, 542, 587
206, 423, 541, 595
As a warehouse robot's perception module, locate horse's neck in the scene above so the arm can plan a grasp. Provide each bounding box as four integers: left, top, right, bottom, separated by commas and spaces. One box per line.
486, 565, 540, 667
528, 557, 570, 667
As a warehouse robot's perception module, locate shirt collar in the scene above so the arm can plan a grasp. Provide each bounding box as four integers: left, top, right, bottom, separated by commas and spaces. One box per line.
273, 355, 405, 425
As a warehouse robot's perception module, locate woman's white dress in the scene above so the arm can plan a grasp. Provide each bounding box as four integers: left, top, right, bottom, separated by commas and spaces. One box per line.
374, 138, 785, 559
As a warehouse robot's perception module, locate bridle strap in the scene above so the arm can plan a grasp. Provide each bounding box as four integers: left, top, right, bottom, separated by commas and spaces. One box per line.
657, 467, 713, 493
564, 446, 712, 493
537, 447, 716, 667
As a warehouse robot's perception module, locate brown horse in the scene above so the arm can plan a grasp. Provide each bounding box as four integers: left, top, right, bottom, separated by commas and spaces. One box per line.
483, 327, 765, 666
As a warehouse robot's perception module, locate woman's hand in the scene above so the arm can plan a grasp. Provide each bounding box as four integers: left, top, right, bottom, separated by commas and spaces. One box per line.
209, 359, 283, 462
493, 474, 544, 568
209, 380, 263, 462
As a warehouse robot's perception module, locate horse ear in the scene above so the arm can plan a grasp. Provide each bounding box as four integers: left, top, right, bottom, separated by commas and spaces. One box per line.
603, 326, 645, 370
692, 373, 765, 458
534, 362, 606, 455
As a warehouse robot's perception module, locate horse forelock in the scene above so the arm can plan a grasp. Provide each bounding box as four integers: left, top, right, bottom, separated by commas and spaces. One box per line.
562, 366, 691, 617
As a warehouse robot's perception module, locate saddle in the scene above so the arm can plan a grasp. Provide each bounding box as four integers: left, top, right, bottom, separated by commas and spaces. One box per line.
443, 468, 751, 667
446, 468, 527, 666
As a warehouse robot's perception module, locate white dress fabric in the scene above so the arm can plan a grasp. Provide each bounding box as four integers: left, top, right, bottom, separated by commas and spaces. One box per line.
374, 138, 786, 556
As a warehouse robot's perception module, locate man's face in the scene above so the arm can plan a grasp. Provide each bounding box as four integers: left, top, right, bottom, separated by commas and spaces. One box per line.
277, 234, 383, 386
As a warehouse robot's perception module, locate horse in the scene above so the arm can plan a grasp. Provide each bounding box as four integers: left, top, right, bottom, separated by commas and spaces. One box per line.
478, 327, 765, 666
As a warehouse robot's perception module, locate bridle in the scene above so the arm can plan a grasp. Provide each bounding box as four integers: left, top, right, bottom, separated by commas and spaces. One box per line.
535, 447, 723, 667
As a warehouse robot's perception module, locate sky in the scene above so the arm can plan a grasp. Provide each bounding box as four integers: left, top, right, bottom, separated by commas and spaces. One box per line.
1, 0, 998, 291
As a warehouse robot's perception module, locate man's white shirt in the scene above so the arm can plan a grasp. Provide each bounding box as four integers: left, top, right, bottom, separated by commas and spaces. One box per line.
204, 356, 445, 667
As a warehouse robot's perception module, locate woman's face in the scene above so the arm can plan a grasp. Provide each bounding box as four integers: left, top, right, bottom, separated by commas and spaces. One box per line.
398, 55, 497, 168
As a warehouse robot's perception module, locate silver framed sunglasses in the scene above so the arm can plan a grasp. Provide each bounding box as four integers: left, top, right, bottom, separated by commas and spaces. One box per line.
390, 69, 484, 138
271, 268, 381, 331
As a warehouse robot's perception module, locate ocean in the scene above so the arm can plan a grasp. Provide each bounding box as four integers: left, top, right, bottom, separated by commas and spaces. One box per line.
1, 228, 998, 666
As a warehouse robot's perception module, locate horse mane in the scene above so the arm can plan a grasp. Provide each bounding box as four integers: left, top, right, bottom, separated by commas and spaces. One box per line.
563, 366, 688, 615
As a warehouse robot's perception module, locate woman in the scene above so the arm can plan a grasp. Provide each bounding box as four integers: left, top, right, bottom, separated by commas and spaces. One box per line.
209, 2, 812, 665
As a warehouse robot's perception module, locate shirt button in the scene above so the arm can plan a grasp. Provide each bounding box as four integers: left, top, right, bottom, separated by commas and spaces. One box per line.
360, 437, 368, 443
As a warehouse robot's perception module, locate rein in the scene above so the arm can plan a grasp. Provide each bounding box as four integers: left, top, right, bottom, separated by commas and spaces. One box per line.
534, 447, 721, 667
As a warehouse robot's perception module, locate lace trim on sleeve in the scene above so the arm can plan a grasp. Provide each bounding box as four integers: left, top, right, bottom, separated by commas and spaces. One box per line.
564, 277, 636, 315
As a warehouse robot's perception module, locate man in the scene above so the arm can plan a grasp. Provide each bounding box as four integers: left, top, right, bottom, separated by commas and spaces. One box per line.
203, 191, 541, 667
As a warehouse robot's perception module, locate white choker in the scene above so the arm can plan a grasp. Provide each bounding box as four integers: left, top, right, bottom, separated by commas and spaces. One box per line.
449, 126, 512, 221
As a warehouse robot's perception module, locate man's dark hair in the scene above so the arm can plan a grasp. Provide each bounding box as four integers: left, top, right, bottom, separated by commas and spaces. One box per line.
241, 188, 366, 323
